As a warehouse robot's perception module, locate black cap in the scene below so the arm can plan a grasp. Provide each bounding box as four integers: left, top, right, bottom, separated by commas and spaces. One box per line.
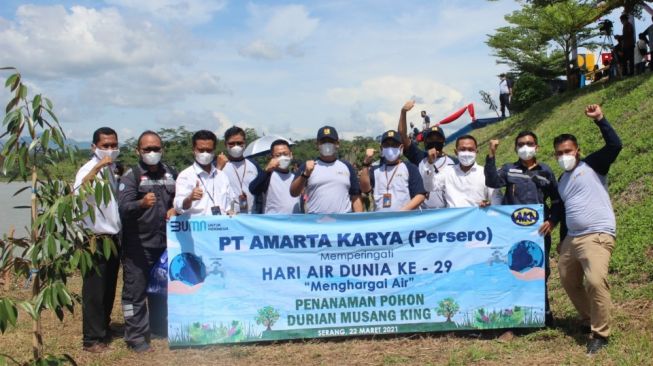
381, 130, 402, 144
316, 126, 339, 141
424, 125, 446, 140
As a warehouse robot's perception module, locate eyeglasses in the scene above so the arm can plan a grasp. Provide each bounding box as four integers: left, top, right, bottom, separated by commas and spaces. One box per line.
516, 142, 536, 147
141, 146, 162, 153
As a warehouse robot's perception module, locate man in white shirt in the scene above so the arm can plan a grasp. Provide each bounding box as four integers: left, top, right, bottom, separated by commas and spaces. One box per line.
438, 134, 502, 208
73, 127, 122, 353
217, 126, 262, 214
174, 130, 235, 217
359, 130, 426, 211
249, 139, 301, 214
499, 73, 513, 119
290, 126, 363, 214
397, 100, 456, 209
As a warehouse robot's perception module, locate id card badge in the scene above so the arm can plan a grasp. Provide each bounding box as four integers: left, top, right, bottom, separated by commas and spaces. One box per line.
211, 206, 222, 216
382, 193, 392, 208
238, 193, 248, 212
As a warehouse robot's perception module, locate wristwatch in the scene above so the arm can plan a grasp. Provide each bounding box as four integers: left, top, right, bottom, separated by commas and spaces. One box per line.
302, 172, 310, 178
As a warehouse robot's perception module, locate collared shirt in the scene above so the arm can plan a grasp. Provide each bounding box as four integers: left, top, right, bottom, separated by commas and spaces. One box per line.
296, 158, 361, 214
484, 156, 561, 224
438, 163, 502, 208
74, 156, 121, 235
404, 143, 456, 209
174, 162, 235, 217
223, 159, 261, 214
118, 162, 176, 248
499, 79, 512, 95
368, 161, 425, 212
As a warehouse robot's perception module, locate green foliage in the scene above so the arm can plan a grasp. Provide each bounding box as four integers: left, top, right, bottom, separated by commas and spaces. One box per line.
0, 68, 112, 363
436, 297, 460, 322
169, 321, 260, 345
511, 73, 553, 112
470, 73, 653, 284
255, 306, 280, 331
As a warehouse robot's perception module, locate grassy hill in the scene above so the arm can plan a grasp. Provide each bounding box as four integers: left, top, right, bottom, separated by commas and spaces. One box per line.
1, 75, 652, 365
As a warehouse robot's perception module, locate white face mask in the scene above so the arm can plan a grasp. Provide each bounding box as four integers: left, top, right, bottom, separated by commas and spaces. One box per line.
457, 151, 476, 167
558, 154, 577, 171
517, 145, 537, 161
195, 151, 214, 166
277, 156, 292, 170
95, 148, 120, 162
319, 142, 336, 157
382, 147, 402, 162
141, 151, 162, 166
228, 145, 244, 158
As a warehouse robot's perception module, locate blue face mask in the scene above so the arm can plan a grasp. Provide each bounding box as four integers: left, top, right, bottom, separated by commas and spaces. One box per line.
382, 147, 402, 162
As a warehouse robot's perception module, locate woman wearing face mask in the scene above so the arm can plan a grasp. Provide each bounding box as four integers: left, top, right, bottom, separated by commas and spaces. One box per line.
249, 139, 301, 214
438, 135, 502, 208
359, 130, 426, 212
483, 131, 562, 327
290, 126, 364, 213
220, 126, 263, 214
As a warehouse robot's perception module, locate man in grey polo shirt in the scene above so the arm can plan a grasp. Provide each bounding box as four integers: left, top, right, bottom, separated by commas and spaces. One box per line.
554, 104, 622, 355
249, 139, 301, 214
290, 126, 363, 214
359, 130, 426, 211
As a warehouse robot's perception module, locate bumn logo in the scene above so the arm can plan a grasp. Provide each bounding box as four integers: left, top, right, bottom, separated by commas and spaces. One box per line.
170, 220, 207, 232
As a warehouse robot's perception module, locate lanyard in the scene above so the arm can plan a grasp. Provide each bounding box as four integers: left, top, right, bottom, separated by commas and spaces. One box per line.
197, 173, 216, 205
384, 163, 400, 193
231, 160, 247, 194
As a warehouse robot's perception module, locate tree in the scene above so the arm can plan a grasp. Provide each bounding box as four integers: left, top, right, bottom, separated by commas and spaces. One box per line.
255, 306, 280, 331
0, 68, 113, 364
487, 1, 601, 88
436, 297, 460, 323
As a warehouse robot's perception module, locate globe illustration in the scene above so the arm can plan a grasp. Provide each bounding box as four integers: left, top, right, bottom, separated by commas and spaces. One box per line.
507, 240, 544, 273
169, 252, 207, 286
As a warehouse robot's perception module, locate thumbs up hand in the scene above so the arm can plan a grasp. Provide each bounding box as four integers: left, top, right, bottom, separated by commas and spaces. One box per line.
190, 180, 204, 201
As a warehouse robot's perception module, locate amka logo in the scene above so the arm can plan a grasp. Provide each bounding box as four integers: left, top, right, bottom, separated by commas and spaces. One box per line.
511, 207, 539, 226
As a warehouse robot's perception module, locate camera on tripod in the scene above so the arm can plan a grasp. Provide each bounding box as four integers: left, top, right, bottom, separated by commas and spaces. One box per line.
599, 19, 613, 36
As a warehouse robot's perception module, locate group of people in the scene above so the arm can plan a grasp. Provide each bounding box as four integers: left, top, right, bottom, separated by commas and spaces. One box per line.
609, 15, 653, 78
75, 100, 621, 355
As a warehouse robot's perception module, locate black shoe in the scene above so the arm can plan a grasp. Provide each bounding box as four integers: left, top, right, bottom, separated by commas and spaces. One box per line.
587, 336, 608, 355
545, 312, 554, 327
130, 342, 153, 353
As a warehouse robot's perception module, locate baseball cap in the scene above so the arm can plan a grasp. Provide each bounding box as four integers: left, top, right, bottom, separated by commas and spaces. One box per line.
381, 130, 402, 144
316, 126, 339, 141
424, 125, 446, 140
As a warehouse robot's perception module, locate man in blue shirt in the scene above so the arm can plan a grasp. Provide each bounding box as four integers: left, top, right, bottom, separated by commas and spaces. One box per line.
554, 104, 622, 355
250, 139, 301, 214
484, 131, 562, 326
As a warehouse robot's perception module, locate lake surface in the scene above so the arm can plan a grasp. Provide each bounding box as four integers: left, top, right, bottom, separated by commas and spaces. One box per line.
0, 182, 32, 238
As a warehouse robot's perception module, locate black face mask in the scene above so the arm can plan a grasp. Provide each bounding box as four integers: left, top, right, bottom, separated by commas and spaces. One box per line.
425, 141, 444, 151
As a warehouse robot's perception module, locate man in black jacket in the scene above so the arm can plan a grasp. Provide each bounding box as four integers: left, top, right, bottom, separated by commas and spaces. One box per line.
484, 131, 561, 326
118, 130, 177, 353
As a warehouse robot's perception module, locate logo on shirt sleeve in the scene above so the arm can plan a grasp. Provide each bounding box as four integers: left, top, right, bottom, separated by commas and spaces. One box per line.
511, 207, 539, 226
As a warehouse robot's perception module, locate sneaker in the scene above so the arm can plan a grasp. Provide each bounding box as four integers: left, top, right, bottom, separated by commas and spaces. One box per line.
130, 342, 154, 353
83, 343, 110, 353
587, 336, 608, 355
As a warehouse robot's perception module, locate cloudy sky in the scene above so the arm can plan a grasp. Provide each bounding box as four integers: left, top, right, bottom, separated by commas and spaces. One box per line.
0, 1, 646, 142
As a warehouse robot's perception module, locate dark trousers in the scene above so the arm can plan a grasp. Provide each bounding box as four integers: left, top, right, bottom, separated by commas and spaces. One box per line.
122, 245, 167, 347
624, 46, 635, 76
82, 236, 120, 346
499, 93, 511, 117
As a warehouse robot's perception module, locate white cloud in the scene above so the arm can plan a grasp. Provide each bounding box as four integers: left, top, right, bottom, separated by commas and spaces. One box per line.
105, 0, 227, 25
239, 4, 319, 60
0, 5, 190, 79
326, 75, 463, 136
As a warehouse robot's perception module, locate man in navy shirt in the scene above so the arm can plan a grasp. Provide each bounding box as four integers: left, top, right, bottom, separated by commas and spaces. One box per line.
290, 126, 363, 214
359, 130, 426, 211
484, 131, 561, 326
554, 104, 622, 355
